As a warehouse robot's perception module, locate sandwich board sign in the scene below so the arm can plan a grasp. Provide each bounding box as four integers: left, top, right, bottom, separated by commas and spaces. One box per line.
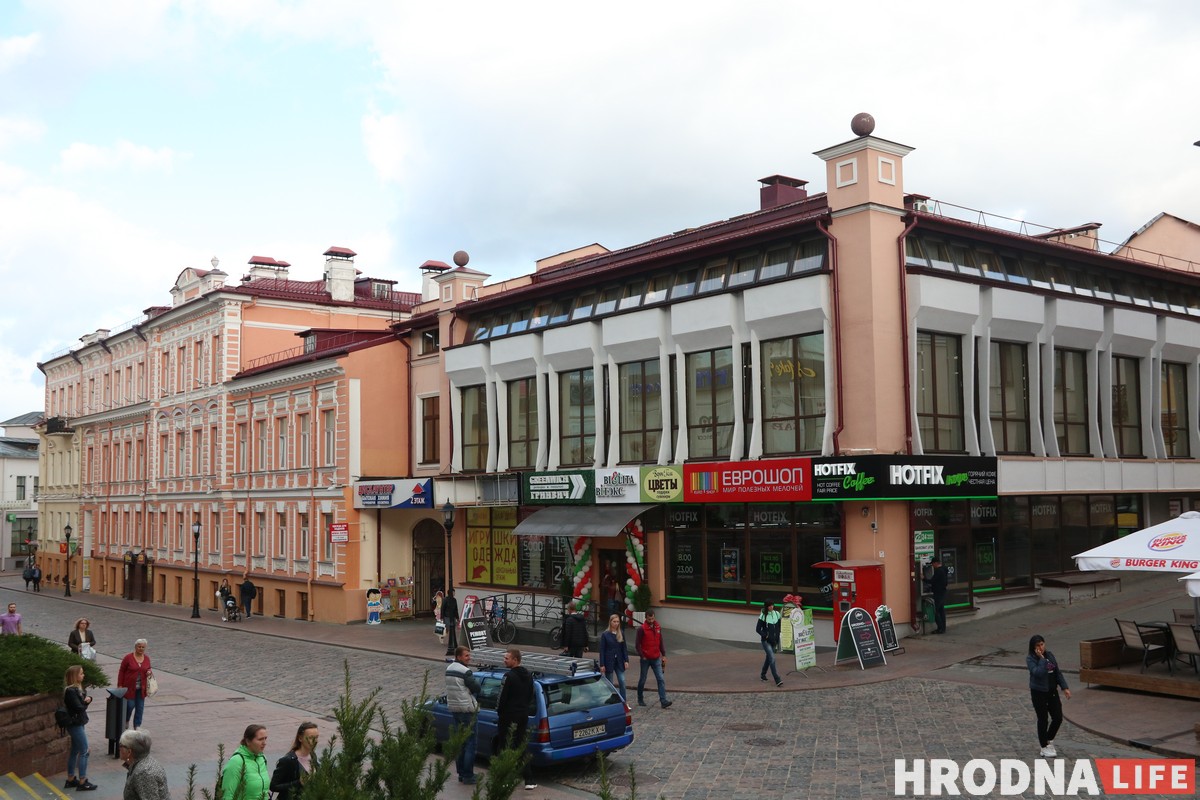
834, 607, 886, 669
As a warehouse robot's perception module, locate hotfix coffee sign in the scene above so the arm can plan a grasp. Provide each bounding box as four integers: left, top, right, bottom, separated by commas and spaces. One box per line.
683, 458, 811, 503
642, 466, 683, 503
810, 455, 997, 501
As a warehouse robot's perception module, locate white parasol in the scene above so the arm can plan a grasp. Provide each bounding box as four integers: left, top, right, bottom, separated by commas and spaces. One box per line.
1180, 572, 1200, 599
1073, 511, 1200, 572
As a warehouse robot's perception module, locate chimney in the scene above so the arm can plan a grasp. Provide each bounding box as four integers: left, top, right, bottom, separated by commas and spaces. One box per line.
759, 175, 808, 210
419, 260, 452, 302
79, 329, 111, 347
323, 246, 357, 302
246, 255, 288, 281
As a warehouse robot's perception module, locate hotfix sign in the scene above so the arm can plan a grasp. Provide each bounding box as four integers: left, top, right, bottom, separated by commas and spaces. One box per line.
522, 470, 593, 505
595, 467, 641, 504
811, 455, 997, 501
683, 458, 811, 503
642, 466, 683, 503
353, 479, 432, 509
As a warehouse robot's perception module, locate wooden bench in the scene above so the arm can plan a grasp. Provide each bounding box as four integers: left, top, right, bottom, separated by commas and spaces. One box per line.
1079, 636, 1200, 699
1039, 573, 1122, 605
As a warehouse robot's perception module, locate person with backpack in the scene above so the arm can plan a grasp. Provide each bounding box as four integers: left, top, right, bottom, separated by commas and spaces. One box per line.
269, 721, 319, 800
22, 562, 33, 590
240, 577, 257, 619
221, 724, 270, 800
63, 664, 98, 791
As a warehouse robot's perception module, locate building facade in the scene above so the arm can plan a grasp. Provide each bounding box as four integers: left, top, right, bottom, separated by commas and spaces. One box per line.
0, 412, 41, 572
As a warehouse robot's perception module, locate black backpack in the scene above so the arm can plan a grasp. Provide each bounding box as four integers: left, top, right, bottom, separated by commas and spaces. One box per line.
54, 705, 71, 730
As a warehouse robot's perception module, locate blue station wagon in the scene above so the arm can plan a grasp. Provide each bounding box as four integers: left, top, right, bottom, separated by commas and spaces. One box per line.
425, 648, 633, 767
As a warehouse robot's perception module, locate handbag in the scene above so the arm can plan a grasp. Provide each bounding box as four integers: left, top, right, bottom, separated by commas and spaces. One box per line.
434, 620, 446, 636
79, 642, 96, 661
145, 674, 159, 697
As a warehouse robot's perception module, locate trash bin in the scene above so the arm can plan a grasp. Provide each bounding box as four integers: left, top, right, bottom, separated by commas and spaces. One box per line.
105, 687, 128, 757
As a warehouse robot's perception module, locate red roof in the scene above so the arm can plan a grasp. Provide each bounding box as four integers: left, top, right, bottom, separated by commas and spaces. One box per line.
324, 246, 357, 258
248, 255, 279, 266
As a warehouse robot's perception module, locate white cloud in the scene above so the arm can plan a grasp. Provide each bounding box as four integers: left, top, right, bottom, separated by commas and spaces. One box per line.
361, 109, 408, 185
57, 140, 183, 174
0, 117, 45, 151
0, 33, 41, 71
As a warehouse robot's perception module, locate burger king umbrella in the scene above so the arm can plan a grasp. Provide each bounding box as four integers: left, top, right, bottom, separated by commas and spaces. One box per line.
1179, 572, 1200, 599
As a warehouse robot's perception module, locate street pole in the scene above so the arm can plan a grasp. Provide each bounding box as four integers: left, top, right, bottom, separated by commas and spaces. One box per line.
63, 524, 73, 597
442, 500, 456, 594
191, 520, 202, 619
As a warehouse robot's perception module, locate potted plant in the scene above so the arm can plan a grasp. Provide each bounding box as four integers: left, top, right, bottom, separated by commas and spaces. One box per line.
631, 582, 652, 625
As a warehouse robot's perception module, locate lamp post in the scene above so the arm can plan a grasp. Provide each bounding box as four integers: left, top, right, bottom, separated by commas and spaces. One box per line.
63, 524, 73, 597
441, 500, 456, 594
191, 520, 202, 619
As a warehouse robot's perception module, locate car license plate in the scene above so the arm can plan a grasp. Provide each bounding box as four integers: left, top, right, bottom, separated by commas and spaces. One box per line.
573, 724, 605, 740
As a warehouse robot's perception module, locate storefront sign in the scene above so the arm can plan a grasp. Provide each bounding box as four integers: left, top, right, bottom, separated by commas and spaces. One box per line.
683, 458, 811, 503
595, 467, 641, 503
876, 605, 901, 653
353, 479, 433, 509
329, 522, 349, 543
720, 547, 740, 583
641, 466, 684, 503
913, 530, 935, 559
835, 607, 887, 669
811, 455, 997, 501
792, 606, 817, 670
522, 470, 594, 504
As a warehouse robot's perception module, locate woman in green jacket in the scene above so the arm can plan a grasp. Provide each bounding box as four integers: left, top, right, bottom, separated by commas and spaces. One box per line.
221, 725, 270, 800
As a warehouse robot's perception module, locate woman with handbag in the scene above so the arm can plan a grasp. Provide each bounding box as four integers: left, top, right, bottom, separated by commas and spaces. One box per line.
269, 721, 319, 799
68, 618, 97, 658
63, 664, 98, 791
118, 638, 154, 729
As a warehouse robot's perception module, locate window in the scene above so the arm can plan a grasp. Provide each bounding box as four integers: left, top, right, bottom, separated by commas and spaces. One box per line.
255, 420, 267, 469
276, 511, 287, 557
758, 246, 791, 281
158, 434, 169, 478
462, 385, 488, 471
420, 328, 440, 354
276, 417, 289, 469
322, 512, 334, 561
916, 331, 965, 452
508, 378, 538, 469
299, 513, 309, 560
321, 409, 336, 467
618, 359, 663, 463
618, 281, 644, 311
686, 348, 735, 459
15, 476, 25, 500
699, 261, 729, 293
236, 423, 248, 472
211, 334, 221, 383
594, 287, 621, 316
989, 341, 1030, 454
298, 414, 310, 467
570, 291, 596, 321
1054, 348, 1089, 456
1112, 356, 1142, 457
176, 432, 186, 475
208, 426, 217, 479
255, 511, 266, 555
559, 369, 595, 466
792, 240, 825, 275
237, 512, 247, 553
1162, 362, 1190, 458
177, 345, 186, 391
421, 396, 440, 463
643, 275, 670, 305
761, 333, 825, 454
728, 255, 756, 288
670, 270, 698, 300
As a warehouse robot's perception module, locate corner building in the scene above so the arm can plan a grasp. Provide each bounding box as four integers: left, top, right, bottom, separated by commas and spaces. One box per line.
439, 124, 1198, 641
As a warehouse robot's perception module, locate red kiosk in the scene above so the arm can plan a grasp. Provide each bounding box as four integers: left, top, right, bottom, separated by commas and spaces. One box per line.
811, 559, 884, 642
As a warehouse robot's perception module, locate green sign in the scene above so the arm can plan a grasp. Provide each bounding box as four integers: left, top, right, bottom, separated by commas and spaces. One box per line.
522, 470, 595, 505
791, 607, 817, 670
913, 530, 935, 559
759, 552, 784, 584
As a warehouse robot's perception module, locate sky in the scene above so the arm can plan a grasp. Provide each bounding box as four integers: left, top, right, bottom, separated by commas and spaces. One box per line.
1, 1, 1198, 425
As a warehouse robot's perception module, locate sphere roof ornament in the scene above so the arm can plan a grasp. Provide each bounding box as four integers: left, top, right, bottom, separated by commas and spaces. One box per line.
453, 250, 470, 267
851, 113, 875, 137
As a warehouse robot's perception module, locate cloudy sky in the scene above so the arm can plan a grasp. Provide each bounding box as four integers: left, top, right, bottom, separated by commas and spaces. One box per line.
1, 1, 1198, 424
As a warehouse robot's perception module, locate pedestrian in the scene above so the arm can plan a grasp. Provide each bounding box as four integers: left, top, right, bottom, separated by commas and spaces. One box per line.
31, 562, 42, 592
756, 600, 783, 687
929, 557, 948, 634
22, 561, 33, 590
598, 614, 629, 701
118, 638, 154, 729
603, 563, 623, 619
1026, 634, 1071, 757
0, 602, 21, 635
219, 578, 233, 621
496, 648, 537, 791
444, 645, 481, 785
68, 617, 97, 656
63, 664, 98, 791
220, 724, 270, 800
269, 721, 319, 800
442, 589, 460, 655
635, 609, 671, 708
120, 728, 170, 800
561, 601, 588, 658
240, 577, 257, 619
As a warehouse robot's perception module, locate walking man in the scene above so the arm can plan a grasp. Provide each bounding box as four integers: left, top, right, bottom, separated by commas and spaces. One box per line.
496, 648, 537, 791
1, 603, 22, 635
561, 601, 588, 658
635, 609, 672, 708
31, 563, 42, 592
929, 557, 948, 634
240, 577, 257, 619
445, 646, 480, 784
442, 589, 460, 655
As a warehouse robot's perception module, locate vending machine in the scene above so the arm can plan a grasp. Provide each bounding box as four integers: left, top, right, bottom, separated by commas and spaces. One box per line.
810, 559, 884, 642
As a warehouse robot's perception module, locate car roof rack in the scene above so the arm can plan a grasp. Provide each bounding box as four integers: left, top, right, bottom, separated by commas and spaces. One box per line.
470, 646, 598, 677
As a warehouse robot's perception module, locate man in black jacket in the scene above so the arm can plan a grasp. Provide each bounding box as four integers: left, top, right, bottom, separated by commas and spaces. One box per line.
240, 577, 257, 619
561, 601, 588, 658
442, 589, 460, 655
929, 558, 949, 634
496, 648, 536, 791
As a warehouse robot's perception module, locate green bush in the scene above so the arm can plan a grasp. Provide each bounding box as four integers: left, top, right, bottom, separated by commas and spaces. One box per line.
0, 635, 109, 696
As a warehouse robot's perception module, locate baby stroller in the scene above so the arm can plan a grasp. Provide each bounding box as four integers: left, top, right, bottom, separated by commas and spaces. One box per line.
223, 593, 242, 622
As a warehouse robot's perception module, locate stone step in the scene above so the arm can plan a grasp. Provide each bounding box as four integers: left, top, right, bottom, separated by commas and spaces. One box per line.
0, 772, 71, 799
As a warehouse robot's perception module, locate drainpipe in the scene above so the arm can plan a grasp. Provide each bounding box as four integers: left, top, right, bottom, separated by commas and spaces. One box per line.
306, 375, 319, 621
897, 214, 920, 629
816, 219, 843, 454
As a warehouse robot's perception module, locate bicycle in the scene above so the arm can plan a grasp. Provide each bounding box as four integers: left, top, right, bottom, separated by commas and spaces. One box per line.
487, 596, 517, 644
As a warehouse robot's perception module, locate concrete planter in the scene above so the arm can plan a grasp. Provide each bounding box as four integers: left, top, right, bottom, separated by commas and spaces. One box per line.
0, 693, 69, 778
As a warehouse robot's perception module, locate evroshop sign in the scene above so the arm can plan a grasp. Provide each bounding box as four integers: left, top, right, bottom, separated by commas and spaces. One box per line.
811, 455, 997, 501
683, 458, 812, 503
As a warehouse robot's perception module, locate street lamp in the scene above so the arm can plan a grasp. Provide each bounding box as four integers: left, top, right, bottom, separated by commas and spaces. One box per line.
63, 524, 73, 597
441, 500, 456, 593
191, 520, 202, 619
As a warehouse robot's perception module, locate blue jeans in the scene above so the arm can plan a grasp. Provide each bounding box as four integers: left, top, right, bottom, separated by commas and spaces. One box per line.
451, 711, 477, 779
125, 691, 145, 728
637, 657, 668, 704
760, 640, 780, 682
606, 667, 627, 701
67, 724, 89, 778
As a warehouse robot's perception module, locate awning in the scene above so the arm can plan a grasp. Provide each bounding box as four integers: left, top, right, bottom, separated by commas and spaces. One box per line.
511, 504, 657, 538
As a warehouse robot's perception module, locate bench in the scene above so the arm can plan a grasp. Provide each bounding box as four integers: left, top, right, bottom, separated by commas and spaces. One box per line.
1039, 573, 1122, 605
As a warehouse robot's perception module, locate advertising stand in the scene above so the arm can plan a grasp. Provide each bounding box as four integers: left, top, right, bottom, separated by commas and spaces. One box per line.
834, 607, 887, 669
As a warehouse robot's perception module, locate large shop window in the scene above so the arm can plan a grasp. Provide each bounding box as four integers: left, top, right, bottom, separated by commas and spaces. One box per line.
686, 348, 735, 459
916, 331, 965, 452
618, 359, 662, 464
462, 385, 488, 471
1112, 356, 1143, 457
559, 368, 595, 466
1053, 348, 1089, 455
666, 503, 842, 610
508, 377, 538, 469
465, 507, 519, 586
1162, 362, 1190, 458
761, 332, 825, 454
987, 341, 1030, 454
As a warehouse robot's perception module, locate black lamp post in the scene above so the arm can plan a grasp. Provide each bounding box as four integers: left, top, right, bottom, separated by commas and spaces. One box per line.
441, 500, 456, 593
63, 524, 73, 597
191, 520, 202, 619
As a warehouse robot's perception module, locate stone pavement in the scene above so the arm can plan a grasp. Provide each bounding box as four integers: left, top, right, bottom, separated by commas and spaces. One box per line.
2, 571, 1198, 799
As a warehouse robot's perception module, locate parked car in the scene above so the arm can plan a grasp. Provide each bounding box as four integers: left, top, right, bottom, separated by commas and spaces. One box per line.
424, 649, 633, 767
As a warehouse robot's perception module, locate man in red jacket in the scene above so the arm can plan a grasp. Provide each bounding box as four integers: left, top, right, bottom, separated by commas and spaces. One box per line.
635, 610, 672, 708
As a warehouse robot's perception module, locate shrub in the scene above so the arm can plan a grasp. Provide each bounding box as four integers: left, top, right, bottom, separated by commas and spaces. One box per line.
0, 635, 109, 696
